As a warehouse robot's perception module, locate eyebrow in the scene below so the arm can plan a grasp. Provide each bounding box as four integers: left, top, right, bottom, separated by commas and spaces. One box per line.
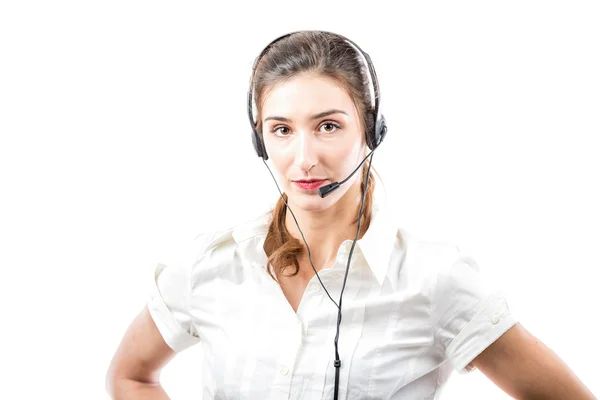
263, 109, 348, 123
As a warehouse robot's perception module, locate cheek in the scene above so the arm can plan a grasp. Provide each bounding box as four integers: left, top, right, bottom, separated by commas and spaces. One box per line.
264, 136, 290, 162
332, 145, 361, 171
268, 153, 292, 180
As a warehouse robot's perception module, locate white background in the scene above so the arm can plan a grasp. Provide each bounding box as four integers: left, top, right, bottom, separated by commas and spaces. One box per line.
1, 1, 598, 399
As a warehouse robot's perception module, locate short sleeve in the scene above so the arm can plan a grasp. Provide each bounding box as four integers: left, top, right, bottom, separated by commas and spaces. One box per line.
432, 246, 518, 374
146, 233, 209, 353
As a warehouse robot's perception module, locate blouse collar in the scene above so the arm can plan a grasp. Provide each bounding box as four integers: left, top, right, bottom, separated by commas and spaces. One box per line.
230, 191, 398, 287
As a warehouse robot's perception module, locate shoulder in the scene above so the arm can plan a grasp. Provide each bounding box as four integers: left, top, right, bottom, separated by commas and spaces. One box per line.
192, 228, 235, 256
190, 209, 270, 253
397, 227, 462, 278
392, 227, 494, 304
401, 230, 500, 313
186, 209, 272, 275
177, 226, 238, 290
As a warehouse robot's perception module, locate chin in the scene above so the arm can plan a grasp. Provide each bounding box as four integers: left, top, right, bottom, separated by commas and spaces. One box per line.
283, 187, 326, 210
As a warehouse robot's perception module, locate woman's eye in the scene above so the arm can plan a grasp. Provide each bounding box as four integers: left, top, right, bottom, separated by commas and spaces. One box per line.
271, 126, 291, 136
320, 122, 341, 133
270, 122, 341, 137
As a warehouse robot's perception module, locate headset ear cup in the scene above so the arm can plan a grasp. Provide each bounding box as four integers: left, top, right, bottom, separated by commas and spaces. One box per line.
252, 129, 268, 160
376, 114, 387, 146
366, 111, 377, 149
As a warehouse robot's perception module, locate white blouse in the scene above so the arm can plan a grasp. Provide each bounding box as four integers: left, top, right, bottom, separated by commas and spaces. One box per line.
146, 199, 518, 399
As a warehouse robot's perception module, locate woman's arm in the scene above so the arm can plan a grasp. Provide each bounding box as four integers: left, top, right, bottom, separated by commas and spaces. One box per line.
108, 379, 171, 400
470, 323, 596, 399
105, 306, 178, 399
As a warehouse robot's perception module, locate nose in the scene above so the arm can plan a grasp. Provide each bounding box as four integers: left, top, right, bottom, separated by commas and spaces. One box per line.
293, 131, 318, 172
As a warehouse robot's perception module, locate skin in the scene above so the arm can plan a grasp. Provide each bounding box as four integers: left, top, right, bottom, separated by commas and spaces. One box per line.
260, 72, 369, 278
471, 323, 596, 399
261, 72, 597, 398
106, 72, 596, 399
105, 306, 176, 397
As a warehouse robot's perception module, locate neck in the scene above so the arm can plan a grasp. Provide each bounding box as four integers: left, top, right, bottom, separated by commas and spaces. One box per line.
284, 179, 368, 274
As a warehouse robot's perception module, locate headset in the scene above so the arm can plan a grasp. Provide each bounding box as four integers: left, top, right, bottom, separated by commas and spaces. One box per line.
247, 30, 388, 399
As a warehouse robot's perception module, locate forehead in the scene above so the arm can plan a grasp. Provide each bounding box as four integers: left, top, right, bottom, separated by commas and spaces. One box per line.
261, 73, 356, 121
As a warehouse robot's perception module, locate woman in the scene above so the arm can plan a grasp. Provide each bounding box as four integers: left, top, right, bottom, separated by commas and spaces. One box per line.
106, 30, 596, 399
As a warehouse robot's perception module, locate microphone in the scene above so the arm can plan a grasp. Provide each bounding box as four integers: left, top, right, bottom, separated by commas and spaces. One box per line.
318, 148, 376, 198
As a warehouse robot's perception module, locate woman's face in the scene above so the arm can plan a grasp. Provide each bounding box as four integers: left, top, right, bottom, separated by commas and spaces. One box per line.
261, 73, 367, 212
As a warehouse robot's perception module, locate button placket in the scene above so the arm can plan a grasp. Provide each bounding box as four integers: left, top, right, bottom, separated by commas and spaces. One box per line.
273, 318, 303, 394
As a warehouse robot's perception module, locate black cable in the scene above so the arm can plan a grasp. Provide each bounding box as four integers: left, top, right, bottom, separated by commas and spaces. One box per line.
262, 150, 375, 400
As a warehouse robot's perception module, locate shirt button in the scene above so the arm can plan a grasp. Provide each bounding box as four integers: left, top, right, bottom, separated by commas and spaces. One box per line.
491, 314, 500, 324
343, 242, 353, 252
309, 284, 321, 293
280, 367, 289, 376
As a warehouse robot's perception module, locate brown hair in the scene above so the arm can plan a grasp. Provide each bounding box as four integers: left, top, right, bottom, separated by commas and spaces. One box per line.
252, 31, 382, 281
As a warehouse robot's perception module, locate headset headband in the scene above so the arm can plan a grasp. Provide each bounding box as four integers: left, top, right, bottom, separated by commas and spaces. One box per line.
247, 30, 387, 160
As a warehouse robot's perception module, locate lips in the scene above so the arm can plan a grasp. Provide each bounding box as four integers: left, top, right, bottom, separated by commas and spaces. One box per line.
292, 179, 327, 190
293, 178, 327, 182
